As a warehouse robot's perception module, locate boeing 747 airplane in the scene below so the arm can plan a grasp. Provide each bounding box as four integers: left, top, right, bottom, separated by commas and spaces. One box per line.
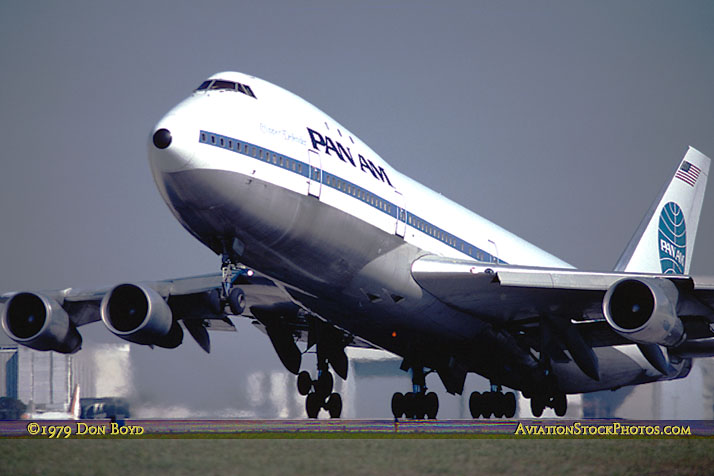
3, 72, 714, 419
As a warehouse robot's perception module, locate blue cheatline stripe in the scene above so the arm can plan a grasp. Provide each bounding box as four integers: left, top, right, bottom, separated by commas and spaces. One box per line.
199, 130, 504, 264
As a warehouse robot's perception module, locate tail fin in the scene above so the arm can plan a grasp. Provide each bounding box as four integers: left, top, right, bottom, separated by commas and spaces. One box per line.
69, 384, 81, 419
615, 147, 710, 274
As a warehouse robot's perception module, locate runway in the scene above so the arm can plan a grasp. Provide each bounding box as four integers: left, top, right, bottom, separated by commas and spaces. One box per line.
1, 419, 713, 438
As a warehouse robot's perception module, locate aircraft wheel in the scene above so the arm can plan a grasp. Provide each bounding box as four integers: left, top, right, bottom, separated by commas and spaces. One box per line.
492, 393, 505, 418
404, 392, 417, 419
306, 392, 321, 419
297, 371, 312, 396
469, 391, 481, 419
391, 392, 404, 418
481, 392, 493, 419
504, 392, 517, 418
326, 393, 342, 419
553, 393, 567, 417
426, 392, 439, 419
228, 287, 246, 315
315, 371, 333, 398
530, 395, 546, 418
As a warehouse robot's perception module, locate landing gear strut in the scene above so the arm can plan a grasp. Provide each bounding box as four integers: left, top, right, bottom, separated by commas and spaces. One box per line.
391, 367, 439, 419
297, 352, 342, 418
469, 384, 517, 419
220, 249, 251, 315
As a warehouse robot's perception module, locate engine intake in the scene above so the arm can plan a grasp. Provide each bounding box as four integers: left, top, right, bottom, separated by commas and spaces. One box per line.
100, 283, 182, 348
1, 292, 81, 353
603, 278, 685, 347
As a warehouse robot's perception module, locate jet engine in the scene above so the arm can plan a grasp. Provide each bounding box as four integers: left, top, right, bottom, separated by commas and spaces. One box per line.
603, 278, 685, 347
100, 283, 182, 348
1, 292, 81, 353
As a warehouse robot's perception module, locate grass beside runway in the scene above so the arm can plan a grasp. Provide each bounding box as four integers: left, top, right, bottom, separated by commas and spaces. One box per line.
2, 440, 714, 475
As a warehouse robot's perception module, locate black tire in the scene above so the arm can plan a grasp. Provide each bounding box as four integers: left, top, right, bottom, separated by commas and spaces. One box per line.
504, 392, 517, 419
306, 392, 321, 419
404, 392, 417, 419
530, 395, 545, 418
553, 393, 567, 417
228, 287, 246, 315
494, 393, 506, 418
326, 393, 342, 418
315, 371, 333, 398
297, 371, 312, 396
425, 392, 439, 419
469, 391, 481, 419
391, 392, 404, 419
481, 392, 493, 419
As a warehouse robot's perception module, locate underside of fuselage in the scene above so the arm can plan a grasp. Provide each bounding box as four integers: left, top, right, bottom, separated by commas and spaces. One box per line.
155, 162, 692, 400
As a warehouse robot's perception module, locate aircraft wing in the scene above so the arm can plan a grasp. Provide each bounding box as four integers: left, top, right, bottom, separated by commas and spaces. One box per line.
411, 254, 714, 352
0, 270, 379, 356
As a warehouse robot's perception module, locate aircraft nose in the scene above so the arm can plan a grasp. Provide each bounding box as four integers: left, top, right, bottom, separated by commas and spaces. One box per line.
152, 128, 172, 149
148, 120, 195, 174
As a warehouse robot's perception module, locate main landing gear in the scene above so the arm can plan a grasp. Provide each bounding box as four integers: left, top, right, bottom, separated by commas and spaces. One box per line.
468, 385, 517, 419
529, 391, 567, 417
297, 356, 342, 418
391, 367, 439, 419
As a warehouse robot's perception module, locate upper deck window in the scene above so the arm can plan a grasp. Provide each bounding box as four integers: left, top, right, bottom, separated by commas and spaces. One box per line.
195, 78, 257, 98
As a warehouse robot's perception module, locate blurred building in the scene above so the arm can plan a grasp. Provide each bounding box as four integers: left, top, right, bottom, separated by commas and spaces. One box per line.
0, 343, 132, 414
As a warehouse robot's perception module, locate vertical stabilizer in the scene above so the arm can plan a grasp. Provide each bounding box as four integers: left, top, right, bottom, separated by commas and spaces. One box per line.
615, 147, 710, 274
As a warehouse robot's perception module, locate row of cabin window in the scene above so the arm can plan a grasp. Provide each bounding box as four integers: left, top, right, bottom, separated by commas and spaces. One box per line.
324, 175, 392, 214
206, 134, 304, 174
408, 214, 488, 259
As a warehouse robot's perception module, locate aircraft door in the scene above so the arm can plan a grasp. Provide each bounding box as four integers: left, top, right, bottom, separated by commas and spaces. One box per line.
394, 190, 406, 237
488, 239, 499, 263
308, 150, 321, 198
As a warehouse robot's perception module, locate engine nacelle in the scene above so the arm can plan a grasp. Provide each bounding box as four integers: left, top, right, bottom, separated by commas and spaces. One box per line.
1, 292, 81, 353
100, 283, 181, 348
603, 278, 685, 347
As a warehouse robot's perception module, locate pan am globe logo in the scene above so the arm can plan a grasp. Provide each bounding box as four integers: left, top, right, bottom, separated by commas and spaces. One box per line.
658, 202, 686, 274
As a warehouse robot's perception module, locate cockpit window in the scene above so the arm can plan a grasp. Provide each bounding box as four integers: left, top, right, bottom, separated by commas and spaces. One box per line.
209, 80, 237, 90
195, 78, 257, 98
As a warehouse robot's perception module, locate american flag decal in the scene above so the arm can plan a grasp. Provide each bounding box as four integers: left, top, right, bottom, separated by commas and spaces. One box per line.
675, 161, 701, 187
